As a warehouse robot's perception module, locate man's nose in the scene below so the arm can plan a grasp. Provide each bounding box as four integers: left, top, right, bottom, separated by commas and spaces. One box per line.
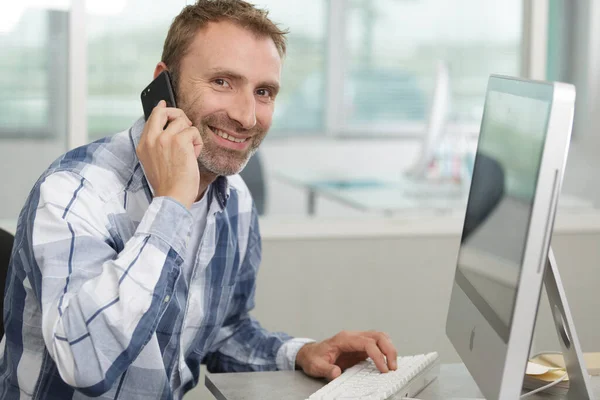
229, 91, 257, 130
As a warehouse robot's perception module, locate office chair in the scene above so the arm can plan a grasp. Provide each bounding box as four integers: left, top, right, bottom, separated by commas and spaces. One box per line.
0, 228, 14, 338
461, 153, 505, 241
239, 151, 267, 215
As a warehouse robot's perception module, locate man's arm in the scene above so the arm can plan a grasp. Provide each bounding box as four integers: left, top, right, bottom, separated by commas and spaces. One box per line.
20, 102, 200, 395
201, 206, 399, 379
27, 170, 192, 396
202, 206, 313, 372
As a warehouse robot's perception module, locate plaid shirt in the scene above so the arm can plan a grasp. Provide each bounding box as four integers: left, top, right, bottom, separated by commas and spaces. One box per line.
0, 118, 312, 399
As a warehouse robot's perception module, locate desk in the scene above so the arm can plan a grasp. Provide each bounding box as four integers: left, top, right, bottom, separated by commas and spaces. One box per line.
273, 170, 393, 216
274, 170, 596, 217
205, 364, 600, 399
274, 170, 473, 216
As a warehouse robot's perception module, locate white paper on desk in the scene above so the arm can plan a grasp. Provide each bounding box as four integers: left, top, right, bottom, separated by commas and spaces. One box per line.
526, 362, 564, 375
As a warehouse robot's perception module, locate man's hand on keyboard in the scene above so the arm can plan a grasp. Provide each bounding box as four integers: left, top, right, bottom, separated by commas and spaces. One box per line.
295, 330, 398, 381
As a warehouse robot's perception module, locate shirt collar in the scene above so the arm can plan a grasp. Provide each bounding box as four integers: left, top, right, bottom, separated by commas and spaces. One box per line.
129, 116, 231, 210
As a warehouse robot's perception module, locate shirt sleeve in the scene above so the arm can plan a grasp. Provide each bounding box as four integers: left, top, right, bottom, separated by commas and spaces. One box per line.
24, 171, 192, 396
276, 338, 317, 370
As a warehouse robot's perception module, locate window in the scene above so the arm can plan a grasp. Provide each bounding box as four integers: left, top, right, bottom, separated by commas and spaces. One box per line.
85, 0, 521, 140
0, 3, 70, 220
86, 0, 187, 139
341, 0, 522, 136
255, 0, 327, 135
86, 0, 327, 139
0, 7, 69, 139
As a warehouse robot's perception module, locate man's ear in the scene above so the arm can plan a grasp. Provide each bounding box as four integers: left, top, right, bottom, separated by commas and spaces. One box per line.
153, 62, 169, 80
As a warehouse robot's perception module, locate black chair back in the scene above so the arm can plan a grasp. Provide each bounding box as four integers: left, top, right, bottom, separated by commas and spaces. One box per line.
0, 228, 14, 338
239, 152, 267, 215
461, 153, 505, 241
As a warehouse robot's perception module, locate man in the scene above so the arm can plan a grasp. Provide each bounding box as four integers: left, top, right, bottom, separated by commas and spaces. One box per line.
0, 1, 397, 398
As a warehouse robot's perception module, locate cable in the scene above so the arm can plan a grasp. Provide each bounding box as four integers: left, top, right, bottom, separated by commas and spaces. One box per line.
520, 350, 568, 398
520, 372, 567, 398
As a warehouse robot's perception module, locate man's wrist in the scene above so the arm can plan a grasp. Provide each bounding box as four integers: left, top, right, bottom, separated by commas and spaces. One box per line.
295, 342, 317, 370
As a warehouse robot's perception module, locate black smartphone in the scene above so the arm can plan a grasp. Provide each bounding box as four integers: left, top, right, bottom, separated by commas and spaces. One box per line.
141, 70, 177, 121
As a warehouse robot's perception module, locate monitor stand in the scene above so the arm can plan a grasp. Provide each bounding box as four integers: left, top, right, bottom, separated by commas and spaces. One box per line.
540, 247, 595, 399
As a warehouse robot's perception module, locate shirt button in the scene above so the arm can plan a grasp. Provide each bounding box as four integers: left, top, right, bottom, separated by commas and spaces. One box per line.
164, 295, 170, 303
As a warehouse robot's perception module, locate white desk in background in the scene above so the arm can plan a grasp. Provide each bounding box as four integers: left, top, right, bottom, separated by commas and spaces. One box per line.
273, 170, 595, 217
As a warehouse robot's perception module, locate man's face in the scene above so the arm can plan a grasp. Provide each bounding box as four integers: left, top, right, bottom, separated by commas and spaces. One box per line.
175, 20, 282, 176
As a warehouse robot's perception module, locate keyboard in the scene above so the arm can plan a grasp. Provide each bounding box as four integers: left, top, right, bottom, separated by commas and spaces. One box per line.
306, 352, 440, 400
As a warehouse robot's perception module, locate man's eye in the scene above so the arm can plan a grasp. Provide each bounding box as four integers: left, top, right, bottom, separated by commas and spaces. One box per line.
214, 79, 230, 87
256, 88, 271, 97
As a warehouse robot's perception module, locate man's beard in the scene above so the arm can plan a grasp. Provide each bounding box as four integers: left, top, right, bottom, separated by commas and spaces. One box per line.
194, 113, 267, 176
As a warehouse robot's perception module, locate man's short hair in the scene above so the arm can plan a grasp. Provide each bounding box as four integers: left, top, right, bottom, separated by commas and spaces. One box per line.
162, 0, 288, 91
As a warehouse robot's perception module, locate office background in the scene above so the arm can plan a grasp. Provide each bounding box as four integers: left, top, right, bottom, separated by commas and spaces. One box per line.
1, 0, 599, 399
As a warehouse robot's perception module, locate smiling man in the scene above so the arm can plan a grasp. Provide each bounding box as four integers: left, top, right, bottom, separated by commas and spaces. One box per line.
0, 1, 397, 399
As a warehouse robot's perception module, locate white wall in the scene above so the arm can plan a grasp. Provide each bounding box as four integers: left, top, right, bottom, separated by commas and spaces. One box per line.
560, 139, 600, 208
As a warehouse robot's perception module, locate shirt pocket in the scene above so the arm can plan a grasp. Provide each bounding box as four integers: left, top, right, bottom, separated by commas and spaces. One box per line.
206, 280, 237, 328
186, 280, 237, 358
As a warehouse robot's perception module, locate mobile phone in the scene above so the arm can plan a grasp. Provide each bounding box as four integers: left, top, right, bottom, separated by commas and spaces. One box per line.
140, 70, 177, 121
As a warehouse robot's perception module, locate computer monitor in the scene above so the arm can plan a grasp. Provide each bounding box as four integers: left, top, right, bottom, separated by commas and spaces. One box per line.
446, 75, 584, 399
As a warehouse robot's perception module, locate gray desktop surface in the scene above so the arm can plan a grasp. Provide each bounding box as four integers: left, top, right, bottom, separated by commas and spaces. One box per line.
205, 364, 600, 400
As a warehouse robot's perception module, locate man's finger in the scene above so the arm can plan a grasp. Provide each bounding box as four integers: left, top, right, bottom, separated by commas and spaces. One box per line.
364, 331, 398, 370
336, 335, 388, 373
163, 116, 192, 137
329, 365, 342, 380
175, 126, 202, 146
146, 106, 191, 142
307, 358, 341, 381
364, 340, 388, 373
321, 362, 342, 381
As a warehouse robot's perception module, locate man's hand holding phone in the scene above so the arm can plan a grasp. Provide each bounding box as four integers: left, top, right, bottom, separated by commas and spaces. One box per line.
136, 101, 203, 209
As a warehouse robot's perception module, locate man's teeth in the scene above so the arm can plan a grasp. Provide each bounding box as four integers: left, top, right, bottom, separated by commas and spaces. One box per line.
213, 128, 247, 143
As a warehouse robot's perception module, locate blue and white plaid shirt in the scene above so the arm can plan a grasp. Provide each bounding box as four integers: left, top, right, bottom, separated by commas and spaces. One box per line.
0, 118, 312, 399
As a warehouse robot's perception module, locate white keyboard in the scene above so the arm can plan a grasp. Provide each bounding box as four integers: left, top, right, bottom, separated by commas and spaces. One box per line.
306, 352, 440, 400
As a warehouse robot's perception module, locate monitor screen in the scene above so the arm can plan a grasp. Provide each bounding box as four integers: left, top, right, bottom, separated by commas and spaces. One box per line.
455, 87, 552, 342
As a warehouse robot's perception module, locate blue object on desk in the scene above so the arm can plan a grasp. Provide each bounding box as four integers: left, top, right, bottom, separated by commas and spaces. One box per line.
310, 179, 388, 190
